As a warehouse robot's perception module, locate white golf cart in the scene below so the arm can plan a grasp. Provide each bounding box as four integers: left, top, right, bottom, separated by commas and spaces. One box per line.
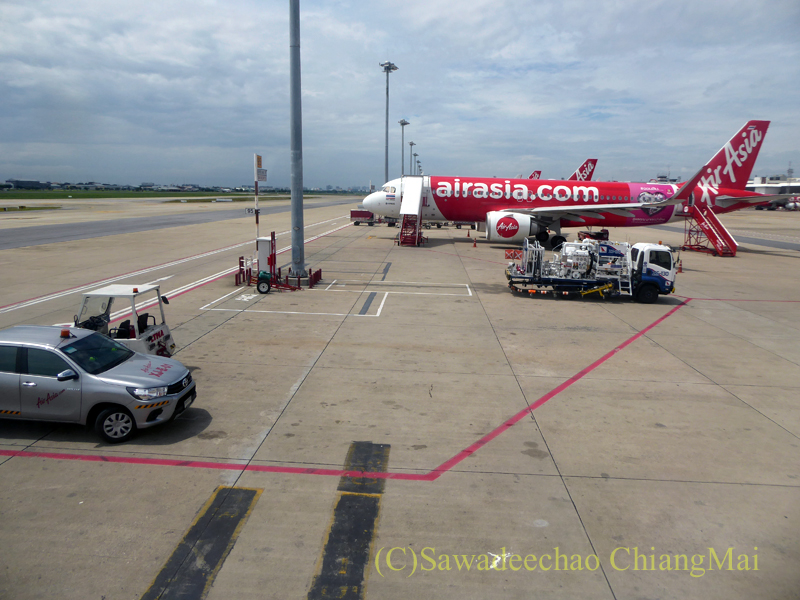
74, 284, 177, 357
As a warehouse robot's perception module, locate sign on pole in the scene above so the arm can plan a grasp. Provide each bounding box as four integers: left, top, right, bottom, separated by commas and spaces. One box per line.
254, 154, 267, 243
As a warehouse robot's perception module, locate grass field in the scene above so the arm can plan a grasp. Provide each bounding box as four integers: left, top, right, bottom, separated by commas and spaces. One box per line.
0, 190, 332, 201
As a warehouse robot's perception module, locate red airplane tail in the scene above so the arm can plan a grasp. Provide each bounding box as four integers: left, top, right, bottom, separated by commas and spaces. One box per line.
702, 120, 769, 190
568, 159, 597, 181
528, 170, 541, 180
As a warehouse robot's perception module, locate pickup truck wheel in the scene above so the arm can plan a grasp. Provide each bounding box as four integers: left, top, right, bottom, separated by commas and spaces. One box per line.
95, 407, 136, 443
257, 280, 271, 294
636, 284, 659, 304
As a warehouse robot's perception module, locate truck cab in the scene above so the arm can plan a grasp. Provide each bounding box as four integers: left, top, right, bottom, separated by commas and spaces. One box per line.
631, 243, 677, 303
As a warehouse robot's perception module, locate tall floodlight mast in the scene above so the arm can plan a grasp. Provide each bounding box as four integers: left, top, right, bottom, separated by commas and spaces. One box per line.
408, 141, 416, 176
380, 61, 398, 184
289, 0, 306, 276
398, 119, 409, 176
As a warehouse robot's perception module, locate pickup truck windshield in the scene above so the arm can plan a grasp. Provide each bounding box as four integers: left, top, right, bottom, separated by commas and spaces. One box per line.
59, 333, 134, 375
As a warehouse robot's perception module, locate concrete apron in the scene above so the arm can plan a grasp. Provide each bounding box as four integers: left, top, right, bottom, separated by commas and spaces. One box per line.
0, 207, 799, 599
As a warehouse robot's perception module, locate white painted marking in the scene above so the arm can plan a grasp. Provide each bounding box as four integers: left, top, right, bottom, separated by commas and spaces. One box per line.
205, 308, 383, 318
199, 288, 245, 311
5, 217, 351, 315
532, 519, 549, 528
235, 294, 259, 302
374, 292, 388, 317
145, 276, 174, 285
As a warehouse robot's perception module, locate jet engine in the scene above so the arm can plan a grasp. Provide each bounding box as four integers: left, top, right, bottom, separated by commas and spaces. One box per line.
485, 211, 540, 243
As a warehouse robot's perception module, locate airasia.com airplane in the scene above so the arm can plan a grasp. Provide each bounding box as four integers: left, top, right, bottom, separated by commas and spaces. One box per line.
363, 121, 784, 247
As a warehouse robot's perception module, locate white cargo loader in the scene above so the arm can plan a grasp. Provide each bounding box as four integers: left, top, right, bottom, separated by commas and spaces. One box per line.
506, 238, 677, 303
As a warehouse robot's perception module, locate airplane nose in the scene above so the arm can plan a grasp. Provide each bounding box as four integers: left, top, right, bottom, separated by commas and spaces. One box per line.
363, 192, 379, 212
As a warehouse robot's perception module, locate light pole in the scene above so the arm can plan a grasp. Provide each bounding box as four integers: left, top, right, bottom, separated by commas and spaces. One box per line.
289, 0, 306, 277
408, 141, 415, 176
380, 61, 398, 184
413, 152, 419, 175
398, 119, 409, 176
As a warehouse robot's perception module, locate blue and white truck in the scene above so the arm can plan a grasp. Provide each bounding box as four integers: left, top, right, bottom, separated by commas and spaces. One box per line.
505, 238, 677, 303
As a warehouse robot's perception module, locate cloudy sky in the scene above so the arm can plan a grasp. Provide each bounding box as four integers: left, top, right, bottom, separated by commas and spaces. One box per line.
1, 0, 798, 188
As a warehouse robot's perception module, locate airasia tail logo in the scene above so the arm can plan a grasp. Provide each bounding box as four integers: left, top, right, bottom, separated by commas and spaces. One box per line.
496, 216, 520, 238
576, 161, 595, 181
702, 123, 767, 194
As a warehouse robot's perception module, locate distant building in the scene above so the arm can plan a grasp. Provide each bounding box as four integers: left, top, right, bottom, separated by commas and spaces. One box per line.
747, 176, 800, 195
6, 179, 49, 190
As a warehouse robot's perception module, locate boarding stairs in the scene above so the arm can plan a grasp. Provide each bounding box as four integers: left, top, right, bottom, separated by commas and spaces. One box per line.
682, 204, 738, 257
397, 176, 426, 246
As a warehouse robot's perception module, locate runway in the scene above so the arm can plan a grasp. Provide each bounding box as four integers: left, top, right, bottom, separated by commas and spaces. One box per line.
0, 197, 355, 250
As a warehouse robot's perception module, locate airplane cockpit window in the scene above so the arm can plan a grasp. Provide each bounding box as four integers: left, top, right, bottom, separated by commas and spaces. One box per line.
382, 186, 396, 193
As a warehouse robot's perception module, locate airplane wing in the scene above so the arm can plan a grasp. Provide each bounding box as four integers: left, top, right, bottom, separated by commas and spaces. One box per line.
503, 202, 645, 223
714, 194, 796, 208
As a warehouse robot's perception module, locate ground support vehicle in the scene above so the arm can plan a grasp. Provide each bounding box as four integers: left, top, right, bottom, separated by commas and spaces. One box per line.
74, 284, 176, 356
578, 228, 610, 241
505, 239, 677, 303
350, 209, 381, 226
0, 326, 196, 443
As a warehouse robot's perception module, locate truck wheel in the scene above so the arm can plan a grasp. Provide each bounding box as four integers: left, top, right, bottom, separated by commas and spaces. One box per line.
354, 222, 360, 225
95, 407, 136, 444
257, 280, 271, 294
636, 284, 658, 304
368, 222, 374, 226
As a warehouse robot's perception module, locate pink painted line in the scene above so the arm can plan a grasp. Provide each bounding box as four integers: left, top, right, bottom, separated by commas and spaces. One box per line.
0, 240, 252, 311
426, 299, 692, 480
0, 299, 690, 482
0, 449, 434, 481
106, 222, 354, 324
681, 297, 800, 303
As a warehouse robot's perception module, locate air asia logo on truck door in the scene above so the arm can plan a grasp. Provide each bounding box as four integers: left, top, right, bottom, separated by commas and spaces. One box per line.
495, 216, 520, 238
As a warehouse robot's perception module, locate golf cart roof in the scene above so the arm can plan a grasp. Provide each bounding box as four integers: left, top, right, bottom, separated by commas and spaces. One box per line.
82, 284, 161, 299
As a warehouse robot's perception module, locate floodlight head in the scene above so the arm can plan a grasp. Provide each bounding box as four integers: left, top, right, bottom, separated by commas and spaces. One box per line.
379, 61, 398, 73
399, 119, 410, 126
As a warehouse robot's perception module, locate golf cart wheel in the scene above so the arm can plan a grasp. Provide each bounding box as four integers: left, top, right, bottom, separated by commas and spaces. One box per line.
257, 280, 271, 294
95, 407, 136, 444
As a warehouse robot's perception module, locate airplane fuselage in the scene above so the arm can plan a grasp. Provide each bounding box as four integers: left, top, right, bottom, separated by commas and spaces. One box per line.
364, 175, 759, 230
